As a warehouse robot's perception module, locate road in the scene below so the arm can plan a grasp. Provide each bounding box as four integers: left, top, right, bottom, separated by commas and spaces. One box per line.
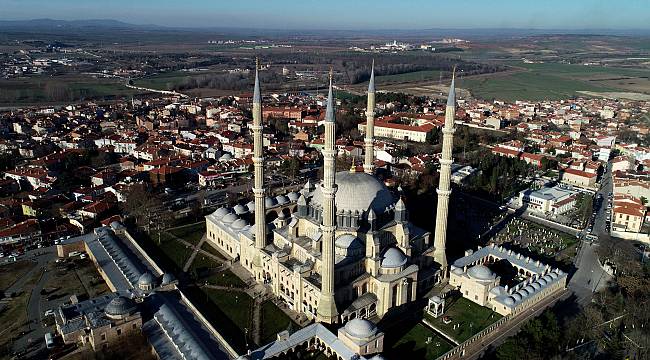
568, 162, 613, 305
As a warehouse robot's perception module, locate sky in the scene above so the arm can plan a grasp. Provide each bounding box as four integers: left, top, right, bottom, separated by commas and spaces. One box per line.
1, 0, 650, 30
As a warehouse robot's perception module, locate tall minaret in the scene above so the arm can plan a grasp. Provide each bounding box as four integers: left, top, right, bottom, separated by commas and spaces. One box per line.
433, 68, 456, 276
252, 59, 266, 259
363, 60, 376, 174
317, 70, 339, 324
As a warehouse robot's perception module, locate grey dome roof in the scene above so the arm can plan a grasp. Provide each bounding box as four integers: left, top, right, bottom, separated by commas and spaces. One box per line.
345, 318, 377, 339
371, 355, 386, 360
105, 296, 136, 316
311, 172, 395, 214
230, 219, 248, 230
287, 191, 300, 201
246, 201, 255, 212
276, 195, 289, 205
221, 213, 238, 224
452, 267, 464, 276
524, 285, 535, 294
233, 204, 248, 215
381, 247, 407, 268
161, 273, 175, 285
212, 207, 231, 219
531, 282, 541, 290
219, 153, 233, 161
335, 234, 363, 250
431, 295, 442, 303
490, 286, 507, 296
467, 264, 495, 281
138, 272, 156, 287
265, 197, 277, 208
512, 293, 523, 301
504, 297, 515, 306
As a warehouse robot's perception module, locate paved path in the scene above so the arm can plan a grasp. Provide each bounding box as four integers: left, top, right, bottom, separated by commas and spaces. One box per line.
459, 289, 570, 360
183, 233, 208, 272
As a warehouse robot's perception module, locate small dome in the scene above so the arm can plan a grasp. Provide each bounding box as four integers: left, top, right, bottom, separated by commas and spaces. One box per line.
538, 278, 548, 286
504, 297, 515, 306
212, 207, 231, 219
381, 247, 407, 269
531, 282, 541, 290
276, 195, 289, 205
161, 273, 175, 285
467, 265, 495, 281
519, 288, 529, 296
542, 275, 553, 283
233, 204, 248, 215
221, 213, 238, 224
371, 355, 387, 360
524, 285, 535, 294
452, 267, 464, 276
230, 219, 248, 230
344, 318, 377, 339
246, 201, 255, 212
549, 272, 558, 279
219, 153, 233, 161
430, 295, 442, 303
110, 221, 124, 230
512, 293, 523, 301
138, 272, 155, 288
287, 192, 300, 202
490, 286, 507, 296
335, 234, 362, 250
265, 197, 277, 208
105, 296, 136, 317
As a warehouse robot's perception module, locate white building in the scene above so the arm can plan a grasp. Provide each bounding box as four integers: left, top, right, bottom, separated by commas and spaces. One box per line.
518, 186, 578, 215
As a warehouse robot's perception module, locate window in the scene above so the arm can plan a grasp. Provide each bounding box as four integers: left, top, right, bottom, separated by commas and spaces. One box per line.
116, 328, 122, 336
132, 323, 137, 330
101, 333, 106, 341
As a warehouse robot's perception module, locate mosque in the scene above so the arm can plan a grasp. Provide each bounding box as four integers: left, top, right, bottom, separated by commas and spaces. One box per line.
205, 63, 457, 324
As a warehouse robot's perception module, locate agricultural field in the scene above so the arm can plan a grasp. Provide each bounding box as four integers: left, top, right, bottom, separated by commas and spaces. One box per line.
461, 61, 650, 101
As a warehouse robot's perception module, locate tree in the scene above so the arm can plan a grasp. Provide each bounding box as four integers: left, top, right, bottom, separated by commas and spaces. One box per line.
280, 157, 301, 179
121, 184, 165, 230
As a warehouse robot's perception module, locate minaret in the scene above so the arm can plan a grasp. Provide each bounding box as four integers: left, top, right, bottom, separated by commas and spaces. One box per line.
364, 60, 376, 174
252, 59, 266, 263
433, 68, 456, 276
317, 69, 339, 324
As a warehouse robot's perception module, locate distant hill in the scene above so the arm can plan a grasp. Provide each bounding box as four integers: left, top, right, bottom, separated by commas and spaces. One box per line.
0, 18, 162, 30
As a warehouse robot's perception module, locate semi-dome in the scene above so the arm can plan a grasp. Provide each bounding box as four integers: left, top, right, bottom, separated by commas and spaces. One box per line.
212, 207, 231, 219
311, 171, 394, 214
335, 234, 363, 250
467, 264, 495, 281
230, 219, 248, 230
233, 204, 248, 215
381, 247, 407, 268
221, 213, 238, 224
105, 296, 136, 317
452, 267, 464, 276
344, 318, 378, 339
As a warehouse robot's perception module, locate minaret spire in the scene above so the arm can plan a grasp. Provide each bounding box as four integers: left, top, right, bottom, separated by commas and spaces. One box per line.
364, 60, 376, 174
433, 66, 456, 277
252, 58, 267, 265
317, 67, 339, 324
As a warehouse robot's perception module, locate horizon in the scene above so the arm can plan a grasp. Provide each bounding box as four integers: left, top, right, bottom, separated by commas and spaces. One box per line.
1, 0, 649, 30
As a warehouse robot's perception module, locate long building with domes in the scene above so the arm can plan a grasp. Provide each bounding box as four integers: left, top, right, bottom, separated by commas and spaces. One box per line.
205, 64, 453, 324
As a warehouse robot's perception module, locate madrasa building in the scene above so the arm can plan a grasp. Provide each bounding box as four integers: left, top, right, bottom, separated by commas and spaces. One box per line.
206, 63, 456, 324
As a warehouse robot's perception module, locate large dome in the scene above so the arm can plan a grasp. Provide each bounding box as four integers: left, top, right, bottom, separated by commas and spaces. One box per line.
344, 318, 378, 339
105, 296, 136, 317
467, 264, 495, 281
311, 171, 394, 214
381, 247, 407, 268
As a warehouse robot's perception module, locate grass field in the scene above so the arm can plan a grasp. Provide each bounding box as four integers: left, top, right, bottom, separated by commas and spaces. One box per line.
200, 242, 227, 260
204, 269, 247, 288
0, 260, 34, 291
427, 296, 502, 343
260, 300, 297, 344
168, 222, 205, 246
384, 323, 454, 360
462, 62, 650, 101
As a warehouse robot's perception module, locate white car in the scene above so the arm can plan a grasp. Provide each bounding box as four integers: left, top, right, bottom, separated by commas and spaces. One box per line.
44, 309, 54, 317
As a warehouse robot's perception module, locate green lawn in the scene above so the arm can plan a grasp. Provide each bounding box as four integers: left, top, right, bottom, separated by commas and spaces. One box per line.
188, 253, 221, 278
428, 296, 502, 342
153, 231, 194, 272
200, 242, 227, 260
260, 300, 297, 344
168, 223, 205, 246
204, 269, 247, 288
384, 323, 454, 360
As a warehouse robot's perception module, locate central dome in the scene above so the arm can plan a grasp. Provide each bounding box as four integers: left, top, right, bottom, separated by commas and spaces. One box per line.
467, 264, 495, 281
344, 318, 378, 339
311, 171, 394, 214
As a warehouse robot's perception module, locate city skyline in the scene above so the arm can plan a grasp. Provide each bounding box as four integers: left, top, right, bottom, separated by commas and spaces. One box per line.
1, 0, 650, 30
